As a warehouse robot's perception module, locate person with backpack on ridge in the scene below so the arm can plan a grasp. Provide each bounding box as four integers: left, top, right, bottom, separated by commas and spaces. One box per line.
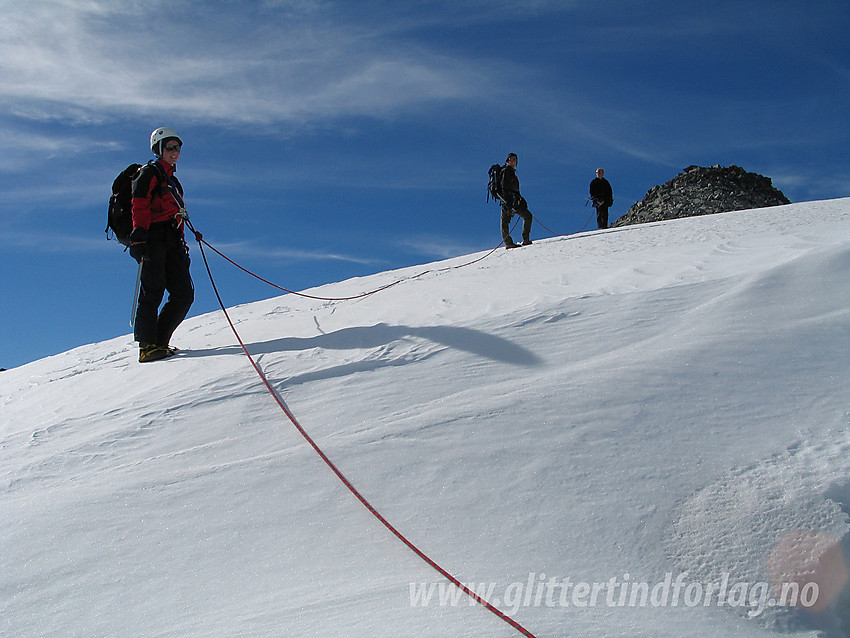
589, 167, 613, 230
499, 153, 533, 248
129, 127, 195, 363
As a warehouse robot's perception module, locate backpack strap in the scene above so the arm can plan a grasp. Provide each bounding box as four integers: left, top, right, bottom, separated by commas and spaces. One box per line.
146, 160, 186, 210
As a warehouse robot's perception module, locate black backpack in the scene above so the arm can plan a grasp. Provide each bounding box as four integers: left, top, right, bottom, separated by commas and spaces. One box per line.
487, 163, 504, 204
105, 161, 170, 246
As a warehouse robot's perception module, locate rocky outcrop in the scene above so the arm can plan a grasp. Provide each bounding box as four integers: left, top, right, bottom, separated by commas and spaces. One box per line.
613, 165, 790, 227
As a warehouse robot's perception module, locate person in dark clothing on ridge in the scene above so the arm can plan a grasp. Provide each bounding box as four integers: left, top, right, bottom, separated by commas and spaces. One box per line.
589, 167, 613, 230
499, 153, 533, 248
129, 127, 195, 363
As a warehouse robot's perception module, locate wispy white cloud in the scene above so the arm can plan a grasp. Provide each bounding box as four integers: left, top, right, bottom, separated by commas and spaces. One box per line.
201, 238, 380, 266
0, 0, 499, 128
0, 226, 381, 265
0, 229, 111, 254
395, 234, 491, 260
0, 130, 122, 173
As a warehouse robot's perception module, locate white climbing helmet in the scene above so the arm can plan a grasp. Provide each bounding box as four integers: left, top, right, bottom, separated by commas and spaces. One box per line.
149, 126, 182, 157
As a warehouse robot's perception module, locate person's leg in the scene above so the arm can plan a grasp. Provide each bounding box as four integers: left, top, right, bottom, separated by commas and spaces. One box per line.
133, 233, 167, 346
597, 205, 609, 229
501, 205, 516, 246
517, 197, 533, 243
156, 235, 194, 347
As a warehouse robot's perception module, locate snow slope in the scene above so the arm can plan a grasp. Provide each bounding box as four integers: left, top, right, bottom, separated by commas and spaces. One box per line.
2, 199, 850, 637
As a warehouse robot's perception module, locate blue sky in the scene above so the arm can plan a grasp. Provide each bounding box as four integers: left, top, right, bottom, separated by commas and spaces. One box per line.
2, 0, 849, 370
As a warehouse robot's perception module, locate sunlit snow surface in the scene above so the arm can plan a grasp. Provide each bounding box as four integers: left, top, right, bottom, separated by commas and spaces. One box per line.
3, 199, 850, 637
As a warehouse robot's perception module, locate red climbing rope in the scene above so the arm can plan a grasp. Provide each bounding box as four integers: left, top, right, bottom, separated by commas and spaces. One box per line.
190, 226, 538, 637
197, 212, 593, 303
198, 226, 511, 302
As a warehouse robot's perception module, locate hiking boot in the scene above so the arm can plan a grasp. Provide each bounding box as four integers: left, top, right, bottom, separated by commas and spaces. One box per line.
504, 237, 518, 249
139, 344, 170, 363
522, 238, 533, 246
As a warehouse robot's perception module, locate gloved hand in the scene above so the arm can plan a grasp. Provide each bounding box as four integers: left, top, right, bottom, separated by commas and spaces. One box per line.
129, 227, 147, 263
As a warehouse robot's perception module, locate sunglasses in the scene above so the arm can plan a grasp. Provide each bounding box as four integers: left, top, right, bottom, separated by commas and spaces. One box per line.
163, 144, 182, 152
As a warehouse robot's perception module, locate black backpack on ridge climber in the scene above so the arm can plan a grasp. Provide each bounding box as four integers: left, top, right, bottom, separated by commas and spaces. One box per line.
487, 163, 505, 204
105, 161, 171, 247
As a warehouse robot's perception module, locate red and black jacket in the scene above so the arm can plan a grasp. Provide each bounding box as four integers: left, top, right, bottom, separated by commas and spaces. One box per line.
131, 159, 184, 233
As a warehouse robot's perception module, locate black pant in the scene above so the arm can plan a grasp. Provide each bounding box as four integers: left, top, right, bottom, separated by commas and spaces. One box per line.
596, 204, 609, 229
501, 195, 533, 243
133, 222, 194, 347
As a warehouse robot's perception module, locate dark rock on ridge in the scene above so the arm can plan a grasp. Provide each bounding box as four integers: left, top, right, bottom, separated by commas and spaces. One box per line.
613, 165, 791, 227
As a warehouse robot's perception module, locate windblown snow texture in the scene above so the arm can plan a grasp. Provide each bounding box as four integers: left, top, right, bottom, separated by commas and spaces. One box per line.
2, 199, 850, 637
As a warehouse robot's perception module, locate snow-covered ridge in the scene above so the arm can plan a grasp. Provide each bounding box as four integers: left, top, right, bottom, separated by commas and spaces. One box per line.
2, 199, 850, 637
